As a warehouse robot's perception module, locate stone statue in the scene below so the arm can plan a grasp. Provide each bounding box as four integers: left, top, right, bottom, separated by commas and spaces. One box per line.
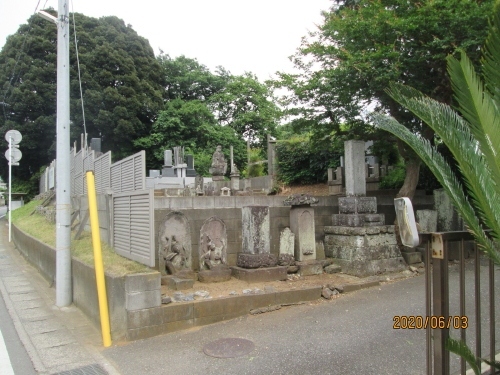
209, 145, 227, 177
164, 235, 188, 274
201, 234, 223, 269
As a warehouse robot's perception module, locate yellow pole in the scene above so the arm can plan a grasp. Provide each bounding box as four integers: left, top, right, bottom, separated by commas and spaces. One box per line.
86, 171, 112, 347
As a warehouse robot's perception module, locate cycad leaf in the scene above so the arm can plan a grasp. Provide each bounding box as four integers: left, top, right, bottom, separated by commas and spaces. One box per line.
483, 7, 500, 104
372, 112, 500, 266
447, 52, 500, 187
446, 338, 480, 375
387, 83, 500, 242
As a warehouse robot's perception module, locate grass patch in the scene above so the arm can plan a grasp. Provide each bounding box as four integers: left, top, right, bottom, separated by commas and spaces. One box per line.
12, 200, 151, 276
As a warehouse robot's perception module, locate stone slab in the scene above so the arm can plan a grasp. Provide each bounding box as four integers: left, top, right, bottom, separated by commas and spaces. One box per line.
296, 260, 323, 276
331, 214, 385, 227
236, 253, 278, 268
198, 268, 232, 283
324, 264, 342, 274
332, 258, 407, 277
166, 277, 195, 291
231, 266, 287, 283
344, 140, 367, 196
401, 251, 422, 265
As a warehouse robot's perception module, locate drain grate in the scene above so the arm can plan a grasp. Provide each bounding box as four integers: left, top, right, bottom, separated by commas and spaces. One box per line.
51, 363, 108, 375
203, 337, 255, 358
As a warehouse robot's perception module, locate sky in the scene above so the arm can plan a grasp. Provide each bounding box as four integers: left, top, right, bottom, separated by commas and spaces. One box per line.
0, 0, 332, 81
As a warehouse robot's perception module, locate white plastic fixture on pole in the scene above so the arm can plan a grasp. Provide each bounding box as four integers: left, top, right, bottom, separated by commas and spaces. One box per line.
4, 130, 22, 243
38, 2, 72, 307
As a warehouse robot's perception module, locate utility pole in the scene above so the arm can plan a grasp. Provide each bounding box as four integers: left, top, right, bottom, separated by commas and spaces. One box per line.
39, 1, 72, 306
56, 0, 72, 307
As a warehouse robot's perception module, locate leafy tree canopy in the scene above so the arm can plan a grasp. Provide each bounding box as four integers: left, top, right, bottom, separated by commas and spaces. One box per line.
0, 10, 165, 181
274, 0, 494, 194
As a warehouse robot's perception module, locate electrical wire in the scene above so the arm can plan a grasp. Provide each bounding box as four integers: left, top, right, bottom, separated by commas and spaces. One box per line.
70, 0, 87, 138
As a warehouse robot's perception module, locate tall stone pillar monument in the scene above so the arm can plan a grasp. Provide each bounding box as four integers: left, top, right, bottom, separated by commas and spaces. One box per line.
324, 140, 406, 276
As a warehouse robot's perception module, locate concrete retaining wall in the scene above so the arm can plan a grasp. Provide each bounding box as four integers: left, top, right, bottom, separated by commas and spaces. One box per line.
11, 224, 160, 341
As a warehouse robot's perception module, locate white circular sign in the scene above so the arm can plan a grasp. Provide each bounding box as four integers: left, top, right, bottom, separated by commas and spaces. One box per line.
5, 148, 22, 162
5, 130, 22, 145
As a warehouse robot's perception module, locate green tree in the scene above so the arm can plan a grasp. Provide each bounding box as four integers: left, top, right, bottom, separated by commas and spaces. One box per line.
276, 0, 494, 198
209, 73, 281, 148
0, 11, 165, 183
134, 98, 246, 176
158, 54, 231, 101
372, 4, 500, 372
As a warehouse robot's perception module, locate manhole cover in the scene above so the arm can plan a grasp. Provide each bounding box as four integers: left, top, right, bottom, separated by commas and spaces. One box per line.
203, 338, 255, 358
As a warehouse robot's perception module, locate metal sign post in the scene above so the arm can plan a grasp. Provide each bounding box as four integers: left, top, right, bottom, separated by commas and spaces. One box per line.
4, 130, 22, 242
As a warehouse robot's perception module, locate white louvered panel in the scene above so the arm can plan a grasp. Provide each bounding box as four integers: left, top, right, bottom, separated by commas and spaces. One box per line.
112, 189, 154, 267
110, 151, 145, 193
94, 151, 111, 194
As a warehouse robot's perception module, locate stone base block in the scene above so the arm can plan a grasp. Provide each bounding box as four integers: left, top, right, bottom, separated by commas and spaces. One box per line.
324, 264, 342, 274
198, 267, 232, 283
328, 185, 344, 196
331, 214, 385, 227
401, 251, 422, 265
296, 260, 323, 276
237, 253, 278, 269
164, 276, 195, 291
339, 196, 377, 214
231, 266, 287, 283
332, 257, 407, 277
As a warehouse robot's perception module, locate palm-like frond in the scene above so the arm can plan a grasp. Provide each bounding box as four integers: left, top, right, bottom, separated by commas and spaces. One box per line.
446, 338, 481, 375
386, 83, 500, 243
483, 8, 500, 105
372, 112, 500, 265
447, 52, 500, 185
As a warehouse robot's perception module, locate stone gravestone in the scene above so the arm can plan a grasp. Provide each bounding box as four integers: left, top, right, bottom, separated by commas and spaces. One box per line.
278, 227, 296, 272
232, 206, 287, 282
324, 140, 406, 277
284, 194, 322, 275
158, 212, 194, 288
162, 149, 176, 177
198, 217, 231, 282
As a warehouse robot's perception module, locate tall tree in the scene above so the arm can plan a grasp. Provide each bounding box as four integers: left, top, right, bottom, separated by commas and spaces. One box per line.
208, 73, 281, 148
276, 0, 494, 198
0, 10, 165, 182
158, 54, 230, 101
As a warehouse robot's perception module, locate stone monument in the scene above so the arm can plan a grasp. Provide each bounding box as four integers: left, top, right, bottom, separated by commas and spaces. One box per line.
232, 206, 287, 282
230, 145, 240, 192
284, 194, 323, 276
195, 175, 205, 196
198, 217, 231, 282
278, 227, 297, 273
209, 145, 227, 181
324, 140, 406, 277
158, 212, 195, 289
162, 150, 176, 177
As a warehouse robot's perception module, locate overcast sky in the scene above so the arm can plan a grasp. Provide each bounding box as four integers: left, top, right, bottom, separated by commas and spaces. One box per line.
0, 0, 332, 81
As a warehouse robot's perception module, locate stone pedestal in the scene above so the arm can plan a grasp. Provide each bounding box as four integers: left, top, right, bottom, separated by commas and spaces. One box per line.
324, 226, 406, 277
296, 260, 323, 276
231, 266, 287, 283
198, 266, 232, 283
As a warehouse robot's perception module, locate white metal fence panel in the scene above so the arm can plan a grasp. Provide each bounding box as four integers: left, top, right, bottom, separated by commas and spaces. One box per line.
110, 151, 145, 193
112, 189, 154, 267
94, 151, 111, 194
72, 149, 84, 196
82, 151, 95, 195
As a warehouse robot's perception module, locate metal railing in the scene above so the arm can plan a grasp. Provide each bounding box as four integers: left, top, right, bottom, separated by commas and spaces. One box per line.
422, 231, 497, 375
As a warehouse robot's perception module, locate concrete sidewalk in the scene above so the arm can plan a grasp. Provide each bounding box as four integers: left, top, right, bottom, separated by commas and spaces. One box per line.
0, 219, 120, 375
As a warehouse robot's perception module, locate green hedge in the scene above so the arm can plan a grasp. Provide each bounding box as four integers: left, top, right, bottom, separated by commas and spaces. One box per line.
276, 136, 341, 185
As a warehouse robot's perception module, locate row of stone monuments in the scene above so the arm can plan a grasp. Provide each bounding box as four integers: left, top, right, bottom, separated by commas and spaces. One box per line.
158, 194, 324, 287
